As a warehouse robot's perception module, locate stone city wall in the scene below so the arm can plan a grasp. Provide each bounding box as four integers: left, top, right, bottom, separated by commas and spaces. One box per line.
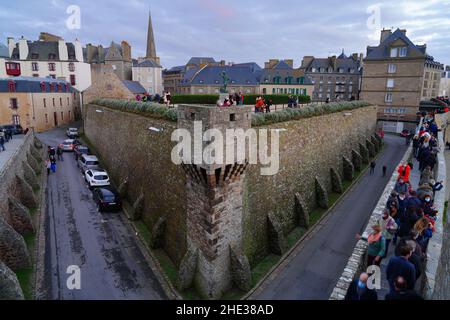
84, 104, 378, 268
0, 131, 45, 299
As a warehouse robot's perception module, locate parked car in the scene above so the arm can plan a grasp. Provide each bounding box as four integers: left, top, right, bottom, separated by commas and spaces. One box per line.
0, 125, 13, 137
1, 124, 23, 135
67, 127, 79, 138
59, 139, 76, 152
74, 145, 90, 161
92, 186, 122, 212
77, 154, 100, 174
84, 169, 110, 189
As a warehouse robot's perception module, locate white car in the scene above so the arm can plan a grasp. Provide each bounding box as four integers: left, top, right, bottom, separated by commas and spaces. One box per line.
59, 139, 76, 152
67, 127, 79, 138
84, 169, 110, 188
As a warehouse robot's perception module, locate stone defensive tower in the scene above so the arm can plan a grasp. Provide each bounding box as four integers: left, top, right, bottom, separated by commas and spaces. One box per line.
177, 105, 252, 299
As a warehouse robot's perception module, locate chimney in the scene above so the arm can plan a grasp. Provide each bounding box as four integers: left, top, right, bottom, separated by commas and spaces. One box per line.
265, 59, 279, 69
74, 38, 84, 62
330, 55, 337, 70
58, 40, 68, 61
351, 53, 358, 61
98, 45, 104, 63
18, 36, 28, 60
380, 28, 392, 44
284, 59, 294, 68
301, 56, 314, 68
121, 41, 131, 62
86, 44, 96, 63
7, 37, 15, 58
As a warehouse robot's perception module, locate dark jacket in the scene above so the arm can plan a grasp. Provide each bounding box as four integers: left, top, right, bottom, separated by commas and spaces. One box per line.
386, 256, 416, 292
345, 280, 378, 301
385, 290, 424, 300
397, 210, 419, 237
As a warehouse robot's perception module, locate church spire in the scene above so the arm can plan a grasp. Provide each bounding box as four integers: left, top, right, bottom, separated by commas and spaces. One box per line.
146, 10, 157, 60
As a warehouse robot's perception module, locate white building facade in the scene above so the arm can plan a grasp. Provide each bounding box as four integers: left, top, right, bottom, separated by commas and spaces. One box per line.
440, 66, 450, 97
4, 36, 91, 92
132, 59, 163, 95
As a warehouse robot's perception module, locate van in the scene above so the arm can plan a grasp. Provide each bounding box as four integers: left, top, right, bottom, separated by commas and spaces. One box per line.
77, 154, 100, 174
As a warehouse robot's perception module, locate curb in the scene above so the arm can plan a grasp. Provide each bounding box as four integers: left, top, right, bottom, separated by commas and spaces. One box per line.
120, 203, 183, 300
244, 141, 386, 300
32, 136, 48, 300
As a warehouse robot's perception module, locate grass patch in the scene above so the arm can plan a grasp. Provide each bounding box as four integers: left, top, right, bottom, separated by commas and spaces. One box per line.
15, 267, 33, 300
134, 220, 151, 246
444, 201, 448, 224
15, 232, 35, 300
251, 254, 281, 287
222, 288, 246, 300
287, 227, 306, 247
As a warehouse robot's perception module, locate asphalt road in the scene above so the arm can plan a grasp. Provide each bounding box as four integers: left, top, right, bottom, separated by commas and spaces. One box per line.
37, 125, 167, 300
253, 134, 408, 300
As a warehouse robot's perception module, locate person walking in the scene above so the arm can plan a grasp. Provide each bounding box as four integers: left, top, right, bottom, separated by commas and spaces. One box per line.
0, 134, 5, 152
344, 272, 378, 300
265, 99, 273, 113
386, 243, 416, 293
56, 146, 64, 161
356, 225, 386, 266
50, 157, 57, 173
370, 161, 376, 175
45, 160, 51, 175
382, 165, 387, 177
378, 210, 398, 258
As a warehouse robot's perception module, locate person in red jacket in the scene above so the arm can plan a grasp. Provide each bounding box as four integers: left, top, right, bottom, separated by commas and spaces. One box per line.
398, 163, 411, 184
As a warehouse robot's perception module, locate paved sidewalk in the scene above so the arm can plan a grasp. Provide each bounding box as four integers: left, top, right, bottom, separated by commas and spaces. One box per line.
0, 135, 26, 171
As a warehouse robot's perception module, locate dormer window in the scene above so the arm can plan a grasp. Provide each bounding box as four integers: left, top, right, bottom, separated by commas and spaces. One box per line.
328, 67, 333, 73
320, 68, 325, 73
31, 53, 39, 60
399, 47, 407, 57
311, 67, 317, 73
48, 53, 57, 60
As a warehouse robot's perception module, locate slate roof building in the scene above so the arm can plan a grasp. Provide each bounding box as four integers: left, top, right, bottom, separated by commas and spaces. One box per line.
260, 59, 314, 96
3, 32, 91, 93
300, 51, 363, 102
440, 66, 450, 97
0, 77, 78, 132
360, 28, 444, 132
163, 57, 225, 94
84, 40, 133, 81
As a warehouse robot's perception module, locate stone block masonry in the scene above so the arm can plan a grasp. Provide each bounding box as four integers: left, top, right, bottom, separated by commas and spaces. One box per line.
84, 103, 378, 297
0, 131, 45, 299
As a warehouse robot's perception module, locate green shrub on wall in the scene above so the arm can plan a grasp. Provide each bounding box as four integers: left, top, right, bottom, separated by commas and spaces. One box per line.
171, 95, 219, 105
170, 94, 311, 105
251, 101, 372, 126
91, 99, 178, 122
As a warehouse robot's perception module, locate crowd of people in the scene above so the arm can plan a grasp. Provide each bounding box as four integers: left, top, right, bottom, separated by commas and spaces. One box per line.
135, 91, 172, 106
45, 146, 63, 175
221, 92, 245, 107
347, 114, 442, 300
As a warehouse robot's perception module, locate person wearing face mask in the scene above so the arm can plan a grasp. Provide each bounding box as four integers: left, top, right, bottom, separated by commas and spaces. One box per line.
422, 195, 437, 217
344, 272, 378, 301
378, 210, 398, 258
414, 218, 433, 254
397, 192, 408, 216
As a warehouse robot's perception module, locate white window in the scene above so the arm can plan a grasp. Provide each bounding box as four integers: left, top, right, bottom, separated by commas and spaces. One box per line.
399, 47, 407, 57
387, 79, 395, 88
388, 64, 397, 73
198, 88, 204, 93
390, 48, 398, 57
319, 93, 323, 98
385, 93, 393, 102
311, 68, 317, 73
112, 65, 117, 70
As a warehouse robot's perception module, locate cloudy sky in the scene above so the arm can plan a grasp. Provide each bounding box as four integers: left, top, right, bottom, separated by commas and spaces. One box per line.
1, 0, 449, 68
